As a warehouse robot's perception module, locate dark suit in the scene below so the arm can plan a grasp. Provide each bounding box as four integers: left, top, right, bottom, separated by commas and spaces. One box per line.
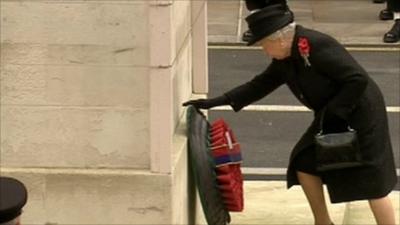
224, 25, 397, 203
388, 0, 400, 12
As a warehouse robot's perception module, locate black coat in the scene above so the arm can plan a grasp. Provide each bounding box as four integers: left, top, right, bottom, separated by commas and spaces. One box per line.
224, 25, 397, 203
388, 0, 400, 11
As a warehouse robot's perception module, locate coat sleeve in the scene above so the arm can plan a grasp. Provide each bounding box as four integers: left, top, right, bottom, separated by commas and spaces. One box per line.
310, 36, 368, 121
224, 60, 285, 112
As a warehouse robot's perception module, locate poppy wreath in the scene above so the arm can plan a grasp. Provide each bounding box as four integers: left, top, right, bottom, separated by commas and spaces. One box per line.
187, 107, 231, 225
210, 119, 244, 212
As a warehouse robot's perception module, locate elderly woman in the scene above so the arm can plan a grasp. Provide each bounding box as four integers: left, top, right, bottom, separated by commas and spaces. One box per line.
183, 4, 397, 225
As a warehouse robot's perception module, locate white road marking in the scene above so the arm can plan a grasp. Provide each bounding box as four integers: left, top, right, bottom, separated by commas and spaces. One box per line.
242, 167, 286, 176
208, 45, 400, 52
212, 105, 400, 113
242, 167, 400, 176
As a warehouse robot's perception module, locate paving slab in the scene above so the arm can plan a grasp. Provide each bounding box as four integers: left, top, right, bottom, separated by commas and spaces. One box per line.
343, 192, 400, 224
208, 0, 241, 42
230, 181, 347, 224
230, 181, 400, 225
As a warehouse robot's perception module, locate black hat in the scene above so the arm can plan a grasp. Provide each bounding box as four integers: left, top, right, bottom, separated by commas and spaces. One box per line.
0, 177, 28, 223
245, 4, 294, 46
245, 0, 288, 11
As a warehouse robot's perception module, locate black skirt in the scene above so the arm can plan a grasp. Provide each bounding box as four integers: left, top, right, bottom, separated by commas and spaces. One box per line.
292, 145, 322, 177
291, 144, 397, 203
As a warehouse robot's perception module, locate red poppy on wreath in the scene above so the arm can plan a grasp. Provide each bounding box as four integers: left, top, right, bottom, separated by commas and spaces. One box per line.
298, 37, 311, 67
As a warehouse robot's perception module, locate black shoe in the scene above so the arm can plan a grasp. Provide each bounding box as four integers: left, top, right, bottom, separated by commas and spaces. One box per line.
379, 8, 394, 20
242, 30, 253, 43
383, 20, 400, 43
373, 0, 385, 3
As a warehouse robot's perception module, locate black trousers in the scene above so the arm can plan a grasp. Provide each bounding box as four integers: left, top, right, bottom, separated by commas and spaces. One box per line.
387, 0, 400, 12
245, 0, 287, 11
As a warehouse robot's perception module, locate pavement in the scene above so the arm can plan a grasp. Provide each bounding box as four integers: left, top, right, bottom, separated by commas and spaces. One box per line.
205, 1, 400, 224
230, 181, 400, 225
207, 0, 400, 46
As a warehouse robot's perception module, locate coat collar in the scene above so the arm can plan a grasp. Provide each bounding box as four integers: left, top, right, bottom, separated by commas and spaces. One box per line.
289, 24, 304, 61
272, 25, 305, 63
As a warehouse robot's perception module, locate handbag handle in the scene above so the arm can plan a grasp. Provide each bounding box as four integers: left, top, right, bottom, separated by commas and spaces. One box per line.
318, 108, 354, 135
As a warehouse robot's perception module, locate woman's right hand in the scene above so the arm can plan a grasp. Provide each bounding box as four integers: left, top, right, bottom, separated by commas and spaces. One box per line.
182, 95, 230, 109
182, 99, 214, 109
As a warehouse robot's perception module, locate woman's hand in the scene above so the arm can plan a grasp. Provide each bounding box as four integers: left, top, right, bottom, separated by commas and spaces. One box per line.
182, 95, 230, 109
182, 99, 214, 109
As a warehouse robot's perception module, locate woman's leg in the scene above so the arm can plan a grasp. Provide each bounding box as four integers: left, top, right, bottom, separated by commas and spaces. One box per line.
368, 195, 396, 225
297, 171, 333, 225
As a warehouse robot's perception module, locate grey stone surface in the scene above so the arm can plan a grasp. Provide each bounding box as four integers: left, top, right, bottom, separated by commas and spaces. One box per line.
208, 0, 240, 36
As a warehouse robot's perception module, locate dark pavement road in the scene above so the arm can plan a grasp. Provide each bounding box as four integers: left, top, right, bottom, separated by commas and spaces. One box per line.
207, 48, 400, 174
208, 49, 400, 106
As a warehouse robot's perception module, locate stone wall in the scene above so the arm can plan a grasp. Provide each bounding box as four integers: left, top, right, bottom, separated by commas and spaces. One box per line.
1, 0, 208, 224
1, 0, 150, 169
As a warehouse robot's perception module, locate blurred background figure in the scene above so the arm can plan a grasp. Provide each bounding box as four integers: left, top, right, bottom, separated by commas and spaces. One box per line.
373, 0, 386, 4
245, 0, 285, 12
0, 177, 28, 225
381, 0, 400, 43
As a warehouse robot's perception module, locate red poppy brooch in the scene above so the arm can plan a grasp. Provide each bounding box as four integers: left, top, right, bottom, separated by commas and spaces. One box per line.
298, 37, 311, 67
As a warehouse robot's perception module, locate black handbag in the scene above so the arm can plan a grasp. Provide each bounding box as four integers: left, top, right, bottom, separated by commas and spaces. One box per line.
314, 110, 364, 172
